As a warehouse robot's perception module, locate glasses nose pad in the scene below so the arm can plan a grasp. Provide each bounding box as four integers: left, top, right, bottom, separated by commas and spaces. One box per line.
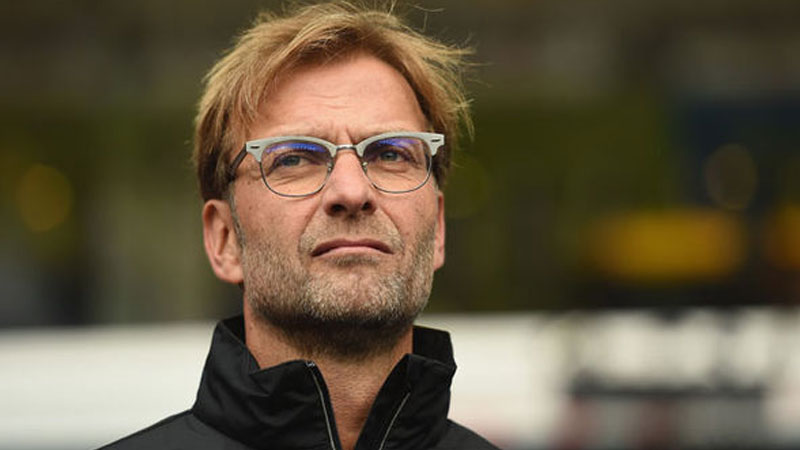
326, 148, 375, 188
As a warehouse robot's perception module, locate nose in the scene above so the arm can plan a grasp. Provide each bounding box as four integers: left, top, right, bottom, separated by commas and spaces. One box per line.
320, 150, 376, 217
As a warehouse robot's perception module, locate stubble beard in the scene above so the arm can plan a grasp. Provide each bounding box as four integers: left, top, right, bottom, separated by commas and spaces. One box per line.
234, 212, 435, 362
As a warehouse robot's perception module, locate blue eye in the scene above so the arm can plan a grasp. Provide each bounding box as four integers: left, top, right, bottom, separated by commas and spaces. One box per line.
365, 138, 422, 164
378, 150, 401, 161
263, 140, 329, 174
276, 154, 303, 167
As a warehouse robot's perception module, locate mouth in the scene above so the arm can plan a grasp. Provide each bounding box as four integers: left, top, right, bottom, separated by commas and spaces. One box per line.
311, 238, 393, 257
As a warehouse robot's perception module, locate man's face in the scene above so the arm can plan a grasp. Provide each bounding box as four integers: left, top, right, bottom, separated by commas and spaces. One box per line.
213, 53, 445, 358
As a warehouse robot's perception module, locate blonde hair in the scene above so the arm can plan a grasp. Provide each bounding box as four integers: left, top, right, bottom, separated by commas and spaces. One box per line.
193, 1, 472, 201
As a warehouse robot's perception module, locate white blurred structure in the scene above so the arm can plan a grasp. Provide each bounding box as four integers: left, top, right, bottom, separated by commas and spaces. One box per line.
2, 308, 800, 449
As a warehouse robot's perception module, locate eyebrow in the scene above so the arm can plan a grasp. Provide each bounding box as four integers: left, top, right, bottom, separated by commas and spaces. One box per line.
264, 124, 329, 139
256, 123, 422, 143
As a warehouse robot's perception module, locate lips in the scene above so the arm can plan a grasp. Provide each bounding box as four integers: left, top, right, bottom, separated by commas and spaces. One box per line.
311, 238, 393, 257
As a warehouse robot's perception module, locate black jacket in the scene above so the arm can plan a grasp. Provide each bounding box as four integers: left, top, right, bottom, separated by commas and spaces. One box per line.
101, 316, 499, 450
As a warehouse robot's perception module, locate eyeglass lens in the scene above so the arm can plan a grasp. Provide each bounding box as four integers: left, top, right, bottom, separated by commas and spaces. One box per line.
260, 136, 432, 196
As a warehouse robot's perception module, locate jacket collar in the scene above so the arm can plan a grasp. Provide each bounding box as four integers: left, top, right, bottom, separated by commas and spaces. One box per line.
192, 316, 456, 450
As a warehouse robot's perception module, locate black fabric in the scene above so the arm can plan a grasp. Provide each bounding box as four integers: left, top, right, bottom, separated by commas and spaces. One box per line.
100, 316, 500, 450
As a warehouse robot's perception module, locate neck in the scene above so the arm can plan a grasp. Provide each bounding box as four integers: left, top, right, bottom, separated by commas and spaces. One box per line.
243, 306, 413, 450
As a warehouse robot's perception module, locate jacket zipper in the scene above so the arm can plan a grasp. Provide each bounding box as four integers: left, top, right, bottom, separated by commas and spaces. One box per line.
376, 390, 411, 450
306, 361, 338, 450
306, 361, 412, 450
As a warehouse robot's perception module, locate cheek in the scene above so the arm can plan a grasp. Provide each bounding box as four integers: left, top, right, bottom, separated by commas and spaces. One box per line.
390, 194, 440, 240
235, 187, 316, 249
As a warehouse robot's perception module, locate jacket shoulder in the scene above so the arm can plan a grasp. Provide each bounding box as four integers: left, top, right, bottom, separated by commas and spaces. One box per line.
432, 420, 502, 450
98, 410, 251, 450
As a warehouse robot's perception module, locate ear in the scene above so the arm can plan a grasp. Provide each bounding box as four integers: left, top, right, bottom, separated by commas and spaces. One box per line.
202, 199, 244, 284
433, 191, 446, 270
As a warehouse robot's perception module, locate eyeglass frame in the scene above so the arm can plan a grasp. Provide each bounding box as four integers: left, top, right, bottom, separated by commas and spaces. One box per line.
227, 131, 444, 197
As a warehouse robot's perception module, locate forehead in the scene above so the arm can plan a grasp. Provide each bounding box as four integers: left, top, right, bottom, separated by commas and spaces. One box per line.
251, 52, 427, 141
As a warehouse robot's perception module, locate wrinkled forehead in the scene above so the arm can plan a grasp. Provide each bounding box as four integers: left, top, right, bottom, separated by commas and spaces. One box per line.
248, 52, 428, 143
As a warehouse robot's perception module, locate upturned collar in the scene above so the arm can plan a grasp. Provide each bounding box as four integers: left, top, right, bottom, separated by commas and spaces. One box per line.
192, 316, 456, 450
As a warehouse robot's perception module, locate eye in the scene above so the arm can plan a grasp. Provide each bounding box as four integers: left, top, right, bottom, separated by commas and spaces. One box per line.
263, 141, 329, 173
365, 138, 418, 164
275, 154, 304, 167
269, 151, 319, 171
377, 149, 403, 162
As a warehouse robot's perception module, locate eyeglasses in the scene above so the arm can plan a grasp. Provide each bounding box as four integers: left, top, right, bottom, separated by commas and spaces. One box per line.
228, 131, 444, 197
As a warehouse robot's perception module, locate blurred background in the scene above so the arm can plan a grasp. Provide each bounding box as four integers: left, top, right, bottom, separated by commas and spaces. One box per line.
2, 0, 800, 448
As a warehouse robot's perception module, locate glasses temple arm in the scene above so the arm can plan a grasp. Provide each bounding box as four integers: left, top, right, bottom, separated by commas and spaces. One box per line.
227, 146, 249, 181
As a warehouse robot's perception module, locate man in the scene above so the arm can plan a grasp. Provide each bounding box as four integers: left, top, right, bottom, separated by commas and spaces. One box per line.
103, 2, 498, 449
